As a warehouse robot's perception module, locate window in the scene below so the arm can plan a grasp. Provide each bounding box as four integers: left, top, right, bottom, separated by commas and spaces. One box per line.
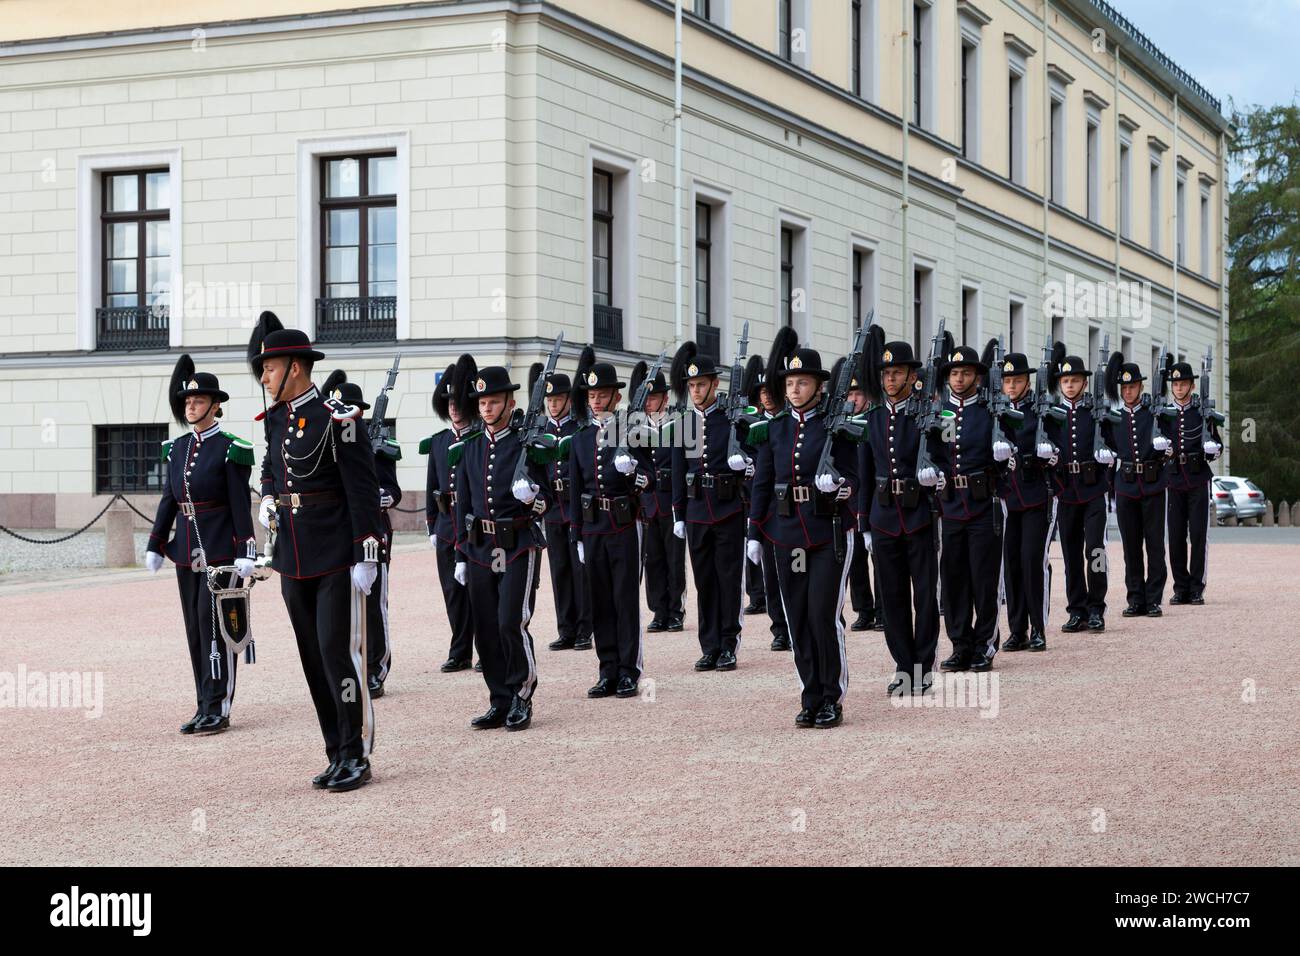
961, 285, 979, 346
851, 0, 877, 101
1049, 96, 1065, 204
1008, 297, 1024, 353
912, 3, 926, 126
1088, 325, 1101, 365
1086, 119, 1100, 222
779, 0, 792, 61
96, 424, 168, 494
693, 0, 711, 18
1176, 171, 1187, 267
1200, 187, 1211, 274
1121, 333, 1132, 361
1150, 344, 1161, 382
961, 41, 976, 159
777, 215, 810, 334
317, 153, 397, 342
1119, 142, 1132, 238
780, 227, 794, 327
913, 262, 934, 351
98, 168, 171, 350
851, 0, 862, 96
1008, 68, 1025, 184
694, 200, 721, 362
1149, 155, 1162, 254
592, 167, 622, 350
1051, 313, 1065, 351
851, 243, 877, 331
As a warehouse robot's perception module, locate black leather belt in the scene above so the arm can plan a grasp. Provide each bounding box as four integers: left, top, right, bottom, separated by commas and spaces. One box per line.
655, 467, 672, 485
552, 477, 568, 492
475, 516, 530, 535
278, 492, 340, 508
180, 500, 227, 516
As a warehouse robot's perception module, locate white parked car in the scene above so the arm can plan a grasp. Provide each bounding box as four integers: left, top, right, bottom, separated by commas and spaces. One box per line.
1214, 476, 1266, 525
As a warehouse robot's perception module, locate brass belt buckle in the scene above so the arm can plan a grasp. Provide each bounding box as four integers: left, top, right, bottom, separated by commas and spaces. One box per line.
954, 475, 969, 489
180, 502, 196, 517
890, 479, 906, 495
792, 486, 810, 503
482, 518, 496, 535
598, 497, 612, 511
290, 493, 301, 509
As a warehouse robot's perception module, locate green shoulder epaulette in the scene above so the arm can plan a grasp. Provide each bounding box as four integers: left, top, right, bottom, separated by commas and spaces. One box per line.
160, 438, 174, 462
378, 438, 402, 461
556, 433, 573, 461
526, 443, 559, 465
418, 435, 433, 456
447, 440, 466, 468
746, 420, 770, 446
223, 432, 255, 467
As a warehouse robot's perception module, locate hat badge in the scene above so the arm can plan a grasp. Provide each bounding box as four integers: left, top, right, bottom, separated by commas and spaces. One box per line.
1061, 361, 1072, 372
587, 371, 598, 386
545, 381, 553, 394
1003, 361, 1014, 372
882, 349, 893, 362
1122, 371, 1132, 382
332, 388, 342, 400
1172, 370, 1182, 379
950, 352, 961, 362
476, 377, 487, 392
788, 355, 803, 370
687, 363, 698, 377
187, 380, 198, 390
850, 378, 858, 387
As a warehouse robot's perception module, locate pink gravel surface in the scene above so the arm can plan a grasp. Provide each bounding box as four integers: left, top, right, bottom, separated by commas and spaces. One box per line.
2, 538, 1297, 866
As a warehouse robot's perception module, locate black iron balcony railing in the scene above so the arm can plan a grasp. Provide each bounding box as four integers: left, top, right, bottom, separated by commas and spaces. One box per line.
696, 324, 720, 364
315, 296, 397, 344
593, 303, 624, 352
96, 306, 169, 351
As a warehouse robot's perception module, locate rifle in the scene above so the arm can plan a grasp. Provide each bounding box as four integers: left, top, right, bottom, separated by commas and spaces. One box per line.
512, 332, 565, 487
1032, 332, 1063, 449
1086, 333, 1118, 453
1197, 344, 1226, 433
724, 320, 752, 459
619, 345, 669, 458
909, 318, 947, 478
816, 318, 871, 562
367, 353, 402, 451
986, 335, 1025, 439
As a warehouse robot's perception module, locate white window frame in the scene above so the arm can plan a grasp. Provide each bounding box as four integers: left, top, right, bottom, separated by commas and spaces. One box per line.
848, 234, 879, 341
912, 0, 936, 132
690, 180, 733, 361
1047, 68, 1071, 207
1007, 293, 1026, 353
1120, 333, 1132, 361
960, 280, 982, 348
849, 0, 879, 103
778, 0, 811, 69
912, 254, 937, 352
690, 0, 731, 29
1175, 162, 1189, 267
586, 144, 640, 352
1199, 182, 1211, 275
296, 132, 410, 341
1051, 312, 1066, 352
77, 148, 184, 350
1148, 146, 1164, 255
1085, 116, 1101, 223
776, 209, 813, 340
1006, 43, 1029, 185
1087, 324, 1101, 366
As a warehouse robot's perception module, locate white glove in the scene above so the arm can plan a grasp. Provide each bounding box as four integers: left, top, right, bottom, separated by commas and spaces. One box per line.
257, 496, 276, 529
577, 542, 585, 564
727, 453, 750, 472
429, 534, 438, 549
935, 471, 948, 492
745, 462, 755, 479
1152, 435, 1171, 452
511, 478, 538, 503
814, 473, 843, 494
379, 491, 394, 508
746, 540, 763, 565
1095, 447, 1115, 465
672, 520, 686, 539
993, 440, 1014, 462
1203, 440, 1221, 456
145, 551, 164, 573
1036, 441, 1056, 460
453, 561, 467, 586
234, 557, 256, 579
862, 531, 873, 553
613, 453, 636, 475
917, 467, 940, 487
351, 562, 378, 595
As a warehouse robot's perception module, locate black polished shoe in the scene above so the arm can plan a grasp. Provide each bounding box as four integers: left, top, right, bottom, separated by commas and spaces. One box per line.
473, 660, 483, 672
665, 614, 685, 632
645, 617, 667, 633
1122, 604, 1145, 617
1169, 592, 1190, 606
871, 615, 886, 631
548, 636, 576, 650
367, 675, 385, 698
940, 652, 970, 671
886, 676, 907, 696
587, 678, 615, 698
795, 708, 816, 728
312, 759, 342, 789
324, 758, 371, 792
505, 695, 532, 731
470, 706, 506, 729
615, 676, 638, 698
573, 636, 593, 651
440, 657, 472, 673
744, 601, 766, 615
914, 674, 934, 696
179, 713, 202, 735
969, 652, 995, 672
813, 703, 843, 728
770, 635, 791, 652
1060, 614, 1087, 633
694, 653, 718, 671
1189, 593, 1205, 606
1027, 630, 1047, 652
1003, 633, 1030, 652
851, 612, 874, 632
192, 714, 229, 735
1147, 604, 1163, 618
715, 650, 737, 671
1087, 612, 1105, 631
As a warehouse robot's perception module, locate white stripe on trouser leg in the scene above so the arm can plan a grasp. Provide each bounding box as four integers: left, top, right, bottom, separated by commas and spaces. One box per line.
934, 517, 943, 607
377, 563, 391, 681
219, 641, 235, 717
1042, 498, 1058, 631
518, 549, 538, 700
997, 500, 1008, 608
775, 550, 803, 696
734, 526, 745, 653
984, 506, 1006, 657
1201, 488, 1211, 591
832, 532, 854, 704
635, 523, 644, 674
350, 585, 374, 759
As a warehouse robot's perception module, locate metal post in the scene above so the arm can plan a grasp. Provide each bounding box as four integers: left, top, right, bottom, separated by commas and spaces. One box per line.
673, 0, 683, 348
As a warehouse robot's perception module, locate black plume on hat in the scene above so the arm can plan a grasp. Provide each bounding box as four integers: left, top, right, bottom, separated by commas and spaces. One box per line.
1104, 350, 1125, 401
1157, 351, 1174, 399
572, 345, 596, 422
862, 323, 887, 405
765, 326, 800, 402
527, 361, 545, 397
629, 360, 648, 403
830, 356, 847, 392
1047, 341, 1067, 392
322, 369, 348, 399
670, 340, 698, 404
741, 354, 764, 407
433, 363, 455, 420
939, 328, 955, 366
980, 338, 998, 372
453, 353, 478, 419
247, 310, 284, 380
168, 353, 196, 424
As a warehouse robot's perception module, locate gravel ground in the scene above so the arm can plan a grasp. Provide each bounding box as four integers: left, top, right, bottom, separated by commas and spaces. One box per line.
0, 530, 155, 576
2, 535, 1297, 866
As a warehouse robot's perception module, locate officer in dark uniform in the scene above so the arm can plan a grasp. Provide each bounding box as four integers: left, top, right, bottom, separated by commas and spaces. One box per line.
748, 369, 791, 652
1045, 355, 1112, 632
452, 366, 552, 730
640, 369, 686, 633
923, 345, 1012, 672
1163, 361, 1222, 605
250, 315, 386, 792
747, 329, 858, 728
1102, 357, 1171, 617
569, 359, 654, 698
322, 373, 402, 697
857, 335, 939, 694
670, 342, 750, 672
994, 349, 1058, 653
422, 354, 479, 672
742, 355, 768, 618
537, 369, 593, 651
146, 355, 257, 736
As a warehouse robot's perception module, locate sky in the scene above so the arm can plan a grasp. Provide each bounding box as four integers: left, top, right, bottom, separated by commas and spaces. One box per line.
1109, 0, 1300, 113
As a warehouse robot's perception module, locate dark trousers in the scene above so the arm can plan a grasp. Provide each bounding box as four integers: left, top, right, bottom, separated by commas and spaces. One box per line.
687, 513, 746, 656
435, 538, 474, 662
774, 538, 851, 710
849, 536, 877, 618
281, 569, 373, 762
1057, 495, 1109, 618
873, 528, 939, 681
745, 550, 765, 603
1116, 491, 1168, 608
584, 527, 644, 683
467, 552, 539, 710
642, 513, 686, 620
940, 507, 1002, 658
365, 563, 391, 682
1003, 501, 1056, 637
761, 538, 789, 640
1168, 483, 1210, 598
175, 567, 237, 717
546, 521, 591, 642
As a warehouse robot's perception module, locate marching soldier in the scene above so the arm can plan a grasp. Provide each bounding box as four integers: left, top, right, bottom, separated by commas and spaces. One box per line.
742, 356, 768, 619
671, 342, 750, 672
1045, 355, 1112, 632
1164, 361, 1223, 605
322, 372, 402, 697
747, 329, 858, 728
569, 355, 654, 698
640, 369, 686, 634
536, 368, 593, 651
858, 333, 939, 694
250, 314, 386, 792
748, 366, 791, 651
452, 366, 551, 730
146, 355, 257, 736
1102, 356, 1171, 617
834, 356, 879, 634
994, 348, 1058, 653
923, 344, 1013, 672
423, 355, 479, 672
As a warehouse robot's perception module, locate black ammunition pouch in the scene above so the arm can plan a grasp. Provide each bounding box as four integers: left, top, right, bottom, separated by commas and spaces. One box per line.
434, 490, 454, 514
655, 467, 672, 488
876, 477, 921, 509
775, 483, 833, 517
1121, 459, 1162, 483
1060, 460, 1101, 485
942, 470, 994, 503
582, 492, 635, 527
466, 514, 527, 550
686, 472, 738, 502
1178, 452, 1206, 471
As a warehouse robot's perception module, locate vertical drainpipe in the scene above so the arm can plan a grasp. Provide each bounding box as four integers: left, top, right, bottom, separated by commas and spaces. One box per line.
901, 0, 911, 344
1218, 127, 1228, 473
673, 0, 683, 349
1113, 42, 1122, 346
1172, 93, 1180, 357
1042, 0, 1050, 337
